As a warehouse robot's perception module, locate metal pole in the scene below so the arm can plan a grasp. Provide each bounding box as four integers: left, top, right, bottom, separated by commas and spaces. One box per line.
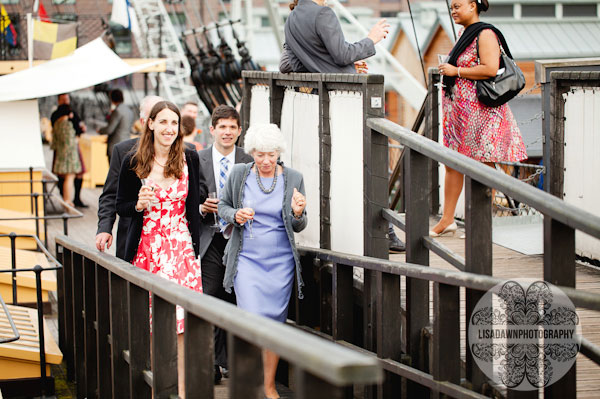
264, 0, 284, 50
35, 265, 48, 396
30, 167, 35, 214
34, 192, 40, 240
10, 232, 17, 305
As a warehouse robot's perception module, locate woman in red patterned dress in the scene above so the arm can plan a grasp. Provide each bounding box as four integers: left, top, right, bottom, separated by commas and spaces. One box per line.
116, 101, 207, 335
433, 0, 527, 236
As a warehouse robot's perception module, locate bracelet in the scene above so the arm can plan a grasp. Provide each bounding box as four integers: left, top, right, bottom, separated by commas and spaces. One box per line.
458, 67, 462, 78
292, 211, 303, 220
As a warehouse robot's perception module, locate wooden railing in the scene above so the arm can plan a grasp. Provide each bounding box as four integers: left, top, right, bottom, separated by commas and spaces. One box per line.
55, 235, 382, 399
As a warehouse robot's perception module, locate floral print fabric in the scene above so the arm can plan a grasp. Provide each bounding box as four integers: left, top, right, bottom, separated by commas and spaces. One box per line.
51, 118, 82, 175
133, 162, 202, 334
442, 29, 528, 162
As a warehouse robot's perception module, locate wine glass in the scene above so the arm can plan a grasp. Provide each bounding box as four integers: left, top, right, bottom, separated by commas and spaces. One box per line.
139, 178, 155, 211
243, 198, 255, 239
207, 192, 220, 230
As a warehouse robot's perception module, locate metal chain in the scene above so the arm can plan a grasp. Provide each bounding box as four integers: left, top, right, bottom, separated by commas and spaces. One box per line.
516, 83, 541, 98
518, 111, 543, 127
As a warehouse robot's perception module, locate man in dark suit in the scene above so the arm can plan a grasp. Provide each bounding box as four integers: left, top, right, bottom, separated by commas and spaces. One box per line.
95, 95, 163, 258
198, 105, 252, 380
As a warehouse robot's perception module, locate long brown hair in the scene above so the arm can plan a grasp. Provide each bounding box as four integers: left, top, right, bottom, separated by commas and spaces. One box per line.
132, 101, 185, 179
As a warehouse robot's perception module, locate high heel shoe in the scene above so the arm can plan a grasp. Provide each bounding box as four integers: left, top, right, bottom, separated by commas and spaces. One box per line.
429, 222, 458, 237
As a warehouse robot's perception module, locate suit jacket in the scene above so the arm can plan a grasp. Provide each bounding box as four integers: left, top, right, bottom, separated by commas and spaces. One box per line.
116, 148, 207, 263
97, 138, 138, 259
99, 103, 135, 158
198, 146, 252, 258
282, 0, 375, 73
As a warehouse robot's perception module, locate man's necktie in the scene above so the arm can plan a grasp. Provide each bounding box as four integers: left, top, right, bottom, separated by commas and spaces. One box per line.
218, 157, 229, 232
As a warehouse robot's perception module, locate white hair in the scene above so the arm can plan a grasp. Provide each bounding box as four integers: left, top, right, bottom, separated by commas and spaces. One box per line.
139, 95, 163, 121
243, 123, 287, 155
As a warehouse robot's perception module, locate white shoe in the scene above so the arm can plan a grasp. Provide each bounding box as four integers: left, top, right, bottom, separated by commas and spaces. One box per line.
429, 222, 458, 237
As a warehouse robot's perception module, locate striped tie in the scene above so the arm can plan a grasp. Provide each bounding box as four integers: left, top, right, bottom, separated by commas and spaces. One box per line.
218, 157, 229, 232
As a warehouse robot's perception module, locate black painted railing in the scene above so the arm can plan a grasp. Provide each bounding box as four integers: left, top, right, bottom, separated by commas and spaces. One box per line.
55, 235, 382, 399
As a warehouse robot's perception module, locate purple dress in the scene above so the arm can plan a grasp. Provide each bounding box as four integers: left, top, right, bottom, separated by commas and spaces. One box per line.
233, 171, 295, 322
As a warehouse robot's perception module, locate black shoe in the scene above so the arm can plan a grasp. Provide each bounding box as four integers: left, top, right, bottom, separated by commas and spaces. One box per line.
389, 235, 406, 253
214, 365, 222, 384
73, 200, 88, 208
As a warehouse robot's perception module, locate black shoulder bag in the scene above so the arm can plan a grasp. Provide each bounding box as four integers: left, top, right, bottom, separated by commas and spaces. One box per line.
475, 34, 525, 107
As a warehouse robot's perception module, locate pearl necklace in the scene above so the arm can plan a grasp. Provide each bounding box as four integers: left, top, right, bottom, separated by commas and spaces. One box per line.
255, 165, 277, 194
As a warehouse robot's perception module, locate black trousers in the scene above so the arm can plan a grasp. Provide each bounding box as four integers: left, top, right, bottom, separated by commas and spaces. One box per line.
201, 232, 235, 368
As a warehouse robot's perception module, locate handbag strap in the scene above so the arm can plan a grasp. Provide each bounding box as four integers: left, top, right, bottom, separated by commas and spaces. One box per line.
475, 31, 507, 64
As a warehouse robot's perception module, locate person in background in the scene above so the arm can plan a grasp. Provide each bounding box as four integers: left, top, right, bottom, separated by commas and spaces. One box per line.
98, 89, 135, 163
52, 93, 89, 207
198, 105, 252, 383
181, 101, 204, 148
434, 0, 527, 236
50, 103, 81, 208
279, 0, 389, 74
96, 95, 162, 258
279, 0, 404, 252
219, 123, 307, 399
181, 115, 203, 151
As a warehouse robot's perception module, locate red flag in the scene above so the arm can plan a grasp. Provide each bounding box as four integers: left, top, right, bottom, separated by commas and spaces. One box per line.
38, 1, 50, 22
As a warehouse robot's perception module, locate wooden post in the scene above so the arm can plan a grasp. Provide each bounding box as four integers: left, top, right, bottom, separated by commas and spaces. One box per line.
72, 252, 86, 398
464, 177, 492, 392
62, 248, 75, 381
332, 263, 353, 343
432, 282, 460, 398
404, 147, 431, 397
295, 368, 345, 399
544, 217, 576, 398
228, 334, 263, 399
128, 284, 151, 398
318, 80, 332, 251
110, 273, 131, 398
184, 312, 214, 399
151, 294, 178, 398
95, 266, 112, 399
83, 258, 98, 399
56, 244, 66, 355
270, 76, 285, 127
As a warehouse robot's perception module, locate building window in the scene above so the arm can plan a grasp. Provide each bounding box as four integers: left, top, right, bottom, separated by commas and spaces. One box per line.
110, 23, 132, 55
486, 4, 513, 17
260, 16, 270, 27
52, 13, 78, 22
2, 0, 19, 4
380, 11, 399, 18
169, 12, 186, 28
563, 3, 598, 17
52, 0, 75, 4
521, 4, 555, 18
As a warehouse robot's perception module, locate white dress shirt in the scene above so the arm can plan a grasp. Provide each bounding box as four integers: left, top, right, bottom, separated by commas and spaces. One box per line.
212, 145, 236, 197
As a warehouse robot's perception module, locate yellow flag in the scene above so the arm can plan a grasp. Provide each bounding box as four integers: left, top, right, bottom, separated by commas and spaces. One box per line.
33, 19, 77, 60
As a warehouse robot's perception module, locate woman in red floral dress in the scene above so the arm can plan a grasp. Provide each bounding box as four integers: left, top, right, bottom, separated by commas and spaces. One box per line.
116, 101, 207, 334
434, 0, 527, 236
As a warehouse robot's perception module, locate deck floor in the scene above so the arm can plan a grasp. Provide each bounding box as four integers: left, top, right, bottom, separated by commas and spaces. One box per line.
39, 185, 600, 398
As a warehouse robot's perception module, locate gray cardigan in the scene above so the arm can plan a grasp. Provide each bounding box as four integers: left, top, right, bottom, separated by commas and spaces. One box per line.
218, 163, 307, 299
281, 0, 375, 73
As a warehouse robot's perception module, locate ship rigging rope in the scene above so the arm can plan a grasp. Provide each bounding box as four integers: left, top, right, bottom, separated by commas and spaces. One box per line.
406, 0, 427, 84
445, 0, 457, 41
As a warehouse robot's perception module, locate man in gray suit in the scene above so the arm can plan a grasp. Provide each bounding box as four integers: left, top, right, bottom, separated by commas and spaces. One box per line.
98, 89, 135, 163
198, 105, 252, 380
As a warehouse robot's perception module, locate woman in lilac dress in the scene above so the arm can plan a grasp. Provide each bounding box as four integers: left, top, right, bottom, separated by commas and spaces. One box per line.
219, 123, 307, 399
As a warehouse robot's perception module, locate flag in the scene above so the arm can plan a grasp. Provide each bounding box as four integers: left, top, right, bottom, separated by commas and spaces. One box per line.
110, 0, 140, 36
1, 4, 18, 47
33, 19, 77, 60
38, 0, 50, 22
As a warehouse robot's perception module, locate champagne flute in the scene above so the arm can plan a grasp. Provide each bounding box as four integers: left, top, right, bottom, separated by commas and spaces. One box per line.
207, 192, 220, 230
243, 198, 255, 239
139, 178, 155, 211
